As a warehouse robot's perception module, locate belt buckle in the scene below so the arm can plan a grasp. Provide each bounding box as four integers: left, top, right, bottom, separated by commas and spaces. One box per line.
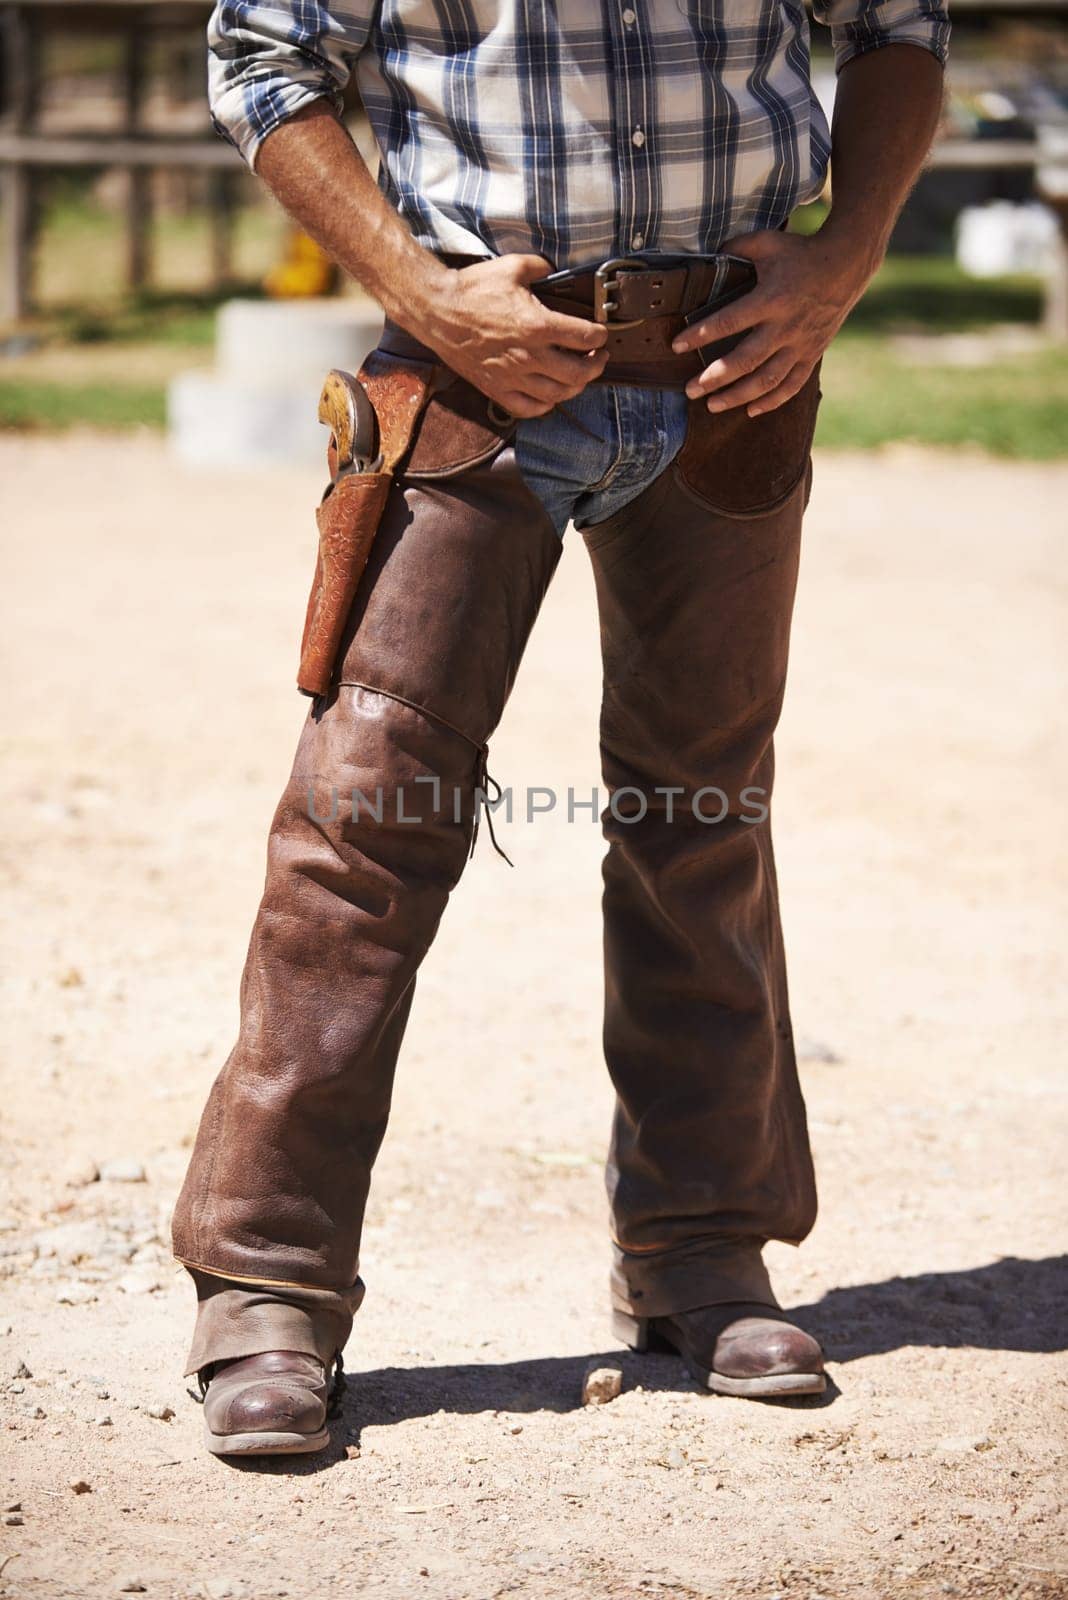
593, 257, 646, 327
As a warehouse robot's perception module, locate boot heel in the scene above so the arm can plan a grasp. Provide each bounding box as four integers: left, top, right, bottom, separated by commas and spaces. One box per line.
611, 1308, 651, 1351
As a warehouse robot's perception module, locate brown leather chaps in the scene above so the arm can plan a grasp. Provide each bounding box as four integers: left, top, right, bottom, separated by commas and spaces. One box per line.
172, 372, 820, 1373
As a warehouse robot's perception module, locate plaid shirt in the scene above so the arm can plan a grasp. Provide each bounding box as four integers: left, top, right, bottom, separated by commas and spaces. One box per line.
208, 0, 949, 269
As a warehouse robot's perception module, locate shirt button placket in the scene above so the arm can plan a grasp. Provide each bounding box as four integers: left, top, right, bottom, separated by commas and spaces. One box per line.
617, 4, 647, 255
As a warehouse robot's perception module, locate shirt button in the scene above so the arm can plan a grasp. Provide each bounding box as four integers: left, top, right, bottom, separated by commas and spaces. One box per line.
631, 128, 645, 148
631, 232, 644, 249
622, 6, 636, 21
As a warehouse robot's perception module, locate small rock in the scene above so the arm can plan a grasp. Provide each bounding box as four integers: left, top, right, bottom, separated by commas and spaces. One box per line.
100, 1158, 146, 1184
64, 1160, 100, 1189
5, 1513, 24, 1526
117, 1270, 160, 1296
95, 1414, 113, 1426
508, 1423, 523, 1435
662, 1445, 686, 1470
797, 1036, 843, 1065
34, 1218, 110, 1264
57, 966, 84, 988
56, 1284, 98, 1306
145, 1404, 174, 1422
936, 1434, 993, 1454
8, 1381, 25, 1395
582, 1364, 623, 1406
4, 1501, 21, 1512
117, 1581, 146, 1594
11, 1359, 32, 1379
344, 1443, 361, 1460
70, 1478, 92, 1494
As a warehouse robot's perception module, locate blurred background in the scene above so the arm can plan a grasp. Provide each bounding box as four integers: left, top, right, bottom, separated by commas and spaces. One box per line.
0, 0, 1067, 458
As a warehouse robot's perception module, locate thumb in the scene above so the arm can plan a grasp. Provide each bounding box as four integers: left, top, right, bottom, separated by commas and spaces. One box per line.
507, 253, 554, 286
721, 229, 781, 263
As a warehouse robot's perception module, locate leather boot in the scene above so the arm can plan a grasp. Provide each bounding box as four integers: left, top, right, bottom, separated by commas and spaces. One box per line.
581, 374, 822, 1326
172, 424, 561, 1298
200, 1350, 339, 1456
615, 1302, 825, 1397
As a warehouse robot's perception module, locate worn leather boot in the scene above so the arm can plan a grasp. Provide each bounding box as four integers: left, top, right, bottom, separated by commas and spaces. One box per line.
201, 1350, 338, 1456
582, 374, 823, 1329
172, 402, 562, 1300
614, 1303, 825, 1397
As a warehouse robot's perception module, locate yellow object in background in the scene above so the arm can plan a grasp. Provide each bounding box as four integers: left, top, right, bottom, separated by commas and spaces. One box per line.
264, 229, 339, 299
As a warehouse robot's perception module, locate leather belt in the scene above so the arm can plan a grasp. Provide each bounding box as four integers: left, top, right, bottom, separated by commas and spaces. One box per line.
528, 252, 756, 384
383, 250, 756, 392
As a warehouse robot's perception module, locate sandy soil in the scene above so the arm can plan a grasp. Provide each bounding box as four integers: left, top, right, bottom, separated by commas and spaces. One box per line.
1, 434, 1065, 1600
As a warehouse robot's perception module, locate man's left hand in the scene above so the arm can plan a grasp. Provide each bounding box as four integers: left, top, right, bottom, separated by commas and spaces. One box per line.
671, 228, 873, 416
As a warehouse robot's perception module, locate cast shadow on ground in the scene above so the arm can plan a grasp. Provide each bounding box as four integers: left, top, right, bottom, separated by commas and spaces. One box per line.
227, 1253, 1066, 1475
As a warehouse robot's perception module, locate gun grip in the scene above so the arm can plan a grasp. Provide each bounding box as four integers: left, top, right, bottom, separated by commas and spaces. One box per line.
318, 368, 379, 470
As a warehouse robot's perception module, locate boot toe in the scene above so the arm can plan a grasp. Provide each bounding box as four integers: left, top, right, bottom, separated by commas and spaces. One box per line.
201, 1351, 331, 1446
714, 1316, 824, 1379
223, 1381, 326, 1436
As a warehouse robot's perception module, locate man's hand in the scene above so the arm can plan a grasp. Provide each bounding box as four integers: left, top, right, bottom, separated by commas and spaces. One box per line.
673, 43, 945, 419
671, 228, 869, 417
419, 254, 609, 418
255, 109, 606, 420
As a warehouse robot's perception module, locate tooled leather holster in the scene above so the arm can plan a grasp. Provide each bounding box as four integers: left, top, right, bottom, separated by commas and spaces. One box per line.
298, 352, 439, 698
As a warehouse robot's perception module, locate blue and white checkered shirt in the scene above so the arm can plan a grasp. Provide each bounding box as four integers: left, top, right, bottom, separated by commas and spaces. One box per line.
208, 0, 949, 269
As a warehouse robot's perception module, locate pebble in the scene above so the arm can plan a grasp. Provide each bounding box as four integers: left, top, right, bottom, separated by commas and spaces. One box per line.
582, 1364, 623, 1406
117, 1582, 146, 1595
70, 1478, 92, 1494
34, 1219, 111, 1264
936, 1434, 994, 1454
56, 1284, 98, 1306
117, 1270, 161, 1296
145, 1404, 175, 1422
64, 1160, 100, 1189
11, 1359, 32, 1379
4, 1501, 21, 1512
100, 1158, 147, 1184
95, 1414, 113, 1427
5, 1513, 24, 1526
662, 1445, 686, 1470
797, 1036, 843, 1064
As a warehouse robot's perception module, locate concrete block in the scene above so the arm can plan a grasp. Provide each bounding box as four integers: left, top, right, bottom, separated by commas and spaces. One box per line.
215, 297, 383, 386
168, 296, 385, 468
168, 370, 326, 468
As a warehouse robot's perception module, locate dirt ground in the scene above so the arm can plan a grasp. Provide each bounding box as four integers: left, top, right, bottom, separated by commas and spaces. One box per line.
1, 434, 1065, 1600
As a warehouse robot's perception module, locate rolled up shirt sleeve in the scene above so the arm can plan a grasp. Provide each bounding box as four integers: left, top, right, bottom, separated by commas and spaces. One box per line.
207, 0, 375, 169
812, 0, 950, 73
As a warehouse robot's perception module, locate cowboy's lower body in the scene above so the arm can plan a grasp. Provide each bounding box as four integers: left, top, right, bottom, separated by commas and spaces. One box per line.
171, 369, 822, 1412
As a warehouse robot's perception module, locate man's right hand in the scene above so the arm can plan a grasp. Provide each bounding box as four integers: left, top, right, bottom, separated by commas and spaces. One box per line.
416, 254, 609, 418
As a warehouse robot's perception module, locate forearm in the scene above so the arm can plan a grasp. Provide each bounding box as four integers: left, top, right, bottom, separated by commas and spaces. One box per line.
254, 101, 450, 335
820, 43, 945, 281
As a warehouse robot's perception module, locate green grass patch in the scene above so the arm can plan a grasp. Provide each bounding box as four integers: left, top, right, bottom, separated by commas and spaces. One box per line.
50, 290, 233, 349
0, 379, 165, 431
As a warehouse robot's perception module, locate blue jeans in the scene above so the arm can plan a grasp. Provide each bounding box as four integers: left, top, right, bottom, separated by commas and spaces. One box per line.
514, 384, 690, 536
